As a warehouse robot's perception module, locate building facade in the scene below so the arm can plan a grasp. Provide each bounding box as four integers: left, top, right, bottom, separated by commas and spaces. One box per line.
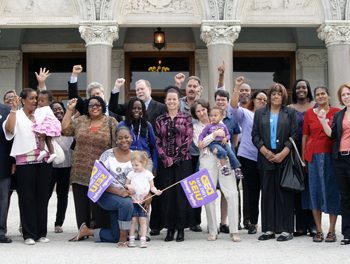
0, 0, 349, 106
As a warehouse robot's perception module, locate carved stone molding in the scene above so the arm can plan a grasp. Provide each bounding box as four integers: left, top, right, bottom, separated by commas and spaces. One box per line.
207, 0, 219, 20
318, 22, 350, 47
195, 49, 208, 68
124, 0, 193, 14
346, 0, 350, 20
328, 0, 342, 20
297, 49, 327, 67
224, 0, 235, 20
79, 22, 119, 46
200, 20, 241, 46
111, 49, 124, 69
0, 51, 21, 68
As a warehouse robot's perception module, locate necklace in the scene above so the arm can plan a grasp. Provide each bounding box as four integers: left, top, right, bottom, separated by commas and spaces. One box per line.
131, 120, 141, 142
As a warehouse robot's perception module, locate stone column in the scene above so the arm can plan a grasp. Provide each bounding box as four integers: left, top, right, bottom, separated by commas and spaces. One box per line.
79, 22, 119, 99
200, 21, 241, 104
0, 51, 21, 96
318, 22, 350, 106
296, 49, 328, 88
111, 49, 125, 102
195, 49, 209, 101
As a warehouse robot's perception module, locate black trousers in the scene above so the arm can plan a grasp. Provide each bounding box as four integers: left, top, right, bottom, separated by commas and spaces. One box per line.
151, 159, 195, 230
260, 166, 294, 233
49, 167, 71, 227
240, 157, 261, 225
334, 155, 350, 239
16, 163, 52, 240
72, 183, 110, 229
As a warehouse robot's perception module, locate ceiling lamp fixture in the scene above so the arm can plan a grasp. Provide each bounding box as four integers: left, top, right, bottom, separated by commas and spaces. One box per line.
153, 27, 166, 50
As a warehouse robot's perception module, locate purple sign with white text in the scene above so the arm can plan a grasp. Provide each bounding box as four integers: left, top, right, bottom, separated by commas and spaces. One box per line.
87, 160, 115, 203
180, 168, 218, 208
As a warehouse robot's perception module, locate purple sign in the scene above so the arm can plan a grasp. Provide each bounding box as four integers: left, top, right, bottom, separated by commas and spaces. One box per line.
180, 168, 218, 208
87, 160, 115, 203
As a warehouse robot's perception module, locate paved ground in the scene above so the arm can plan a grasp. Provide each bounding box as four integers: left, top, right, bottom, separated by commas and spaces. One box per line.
1, 191, 349, 264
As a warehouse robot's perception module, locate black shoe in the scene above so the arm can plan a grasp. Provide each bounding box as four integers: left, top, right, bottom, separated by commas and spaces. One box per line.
150, 229, 160, 236
0, 235, 12, 243
309, 230, 317, 238
293, 231, 307, 237
341, 238, 350, 245
164, 229, 175, 242
190, 225, 202, 232
219, 223, 230, 234
248, 225, 257, 234
176, 229, 184, 242
238, 223, 242, 230
277, 233, 293, 242
258, 233, 275, 241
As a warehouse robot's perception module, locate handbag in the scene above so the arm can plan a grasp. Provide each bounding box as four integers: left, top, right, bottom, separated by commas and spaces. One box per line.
52, 138, 65, 165
280, 137, 306, 192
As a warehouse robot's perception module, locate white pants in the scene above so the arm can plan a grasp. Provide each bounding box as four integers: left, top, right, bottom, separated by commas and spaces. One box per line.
200, 155, 239, 235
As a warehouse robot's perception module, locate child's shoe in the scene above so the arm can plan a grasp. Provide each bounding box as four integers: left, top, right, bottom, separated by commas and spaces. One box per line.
140, 237, 147, 248
37, 150, 46, 161
234, 168, 244, 179
220, 165, 231, 176
128, 236, 136, 248
47, 153, 57, 163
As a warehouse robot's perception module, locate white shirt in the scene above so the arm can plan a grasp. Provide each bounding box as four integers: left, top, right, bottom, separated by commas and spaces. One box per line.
127, 169, 154, 202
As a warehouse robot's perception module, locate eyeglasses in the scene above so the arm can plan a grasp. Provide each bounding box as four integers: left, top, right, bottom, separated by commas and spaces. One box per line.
255, 97, 267, 102
88, 104, 102, 109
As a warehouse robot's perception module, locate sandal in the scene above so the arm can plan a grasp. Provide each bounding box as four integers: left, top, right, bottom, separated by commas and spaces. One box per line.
325, 232, 336, 243
117, 241, 128, 248
312, 232, 324, 242
207, 235, 217, 241
231, 233, 241, 242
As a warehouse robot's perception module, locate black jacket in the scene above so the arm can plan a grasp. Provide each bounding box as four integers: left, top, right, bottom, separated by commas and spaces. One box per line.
0, 104, 13, 178
67, 81, 121, 121
330, 107, 347, 160
252, 105, 298, 170
108, 92, 166, 129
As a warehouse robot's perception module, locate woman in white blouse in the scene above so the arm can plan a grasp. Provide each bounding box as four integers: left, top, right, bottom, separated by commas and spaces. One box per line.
191, 99, 240, 242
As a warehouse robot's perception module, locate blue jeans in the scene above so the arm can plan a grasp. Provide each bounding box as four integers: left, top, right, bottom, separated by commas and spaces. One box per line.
209, 142, 241, 169
95, 192, 133, 243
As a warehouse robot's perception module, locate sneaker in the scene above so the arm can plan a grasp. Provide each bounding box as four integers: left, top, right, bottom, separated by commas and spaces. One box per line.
24, 238, 36, 245
38, 237, 50, 243
234, 168, 244, 179
55, 226, 63, 233
220, 165, 231, 176
140, 238, 147, 248
37, 150, 46, 161
128, 239, 136, 248
47, 153, 57, 163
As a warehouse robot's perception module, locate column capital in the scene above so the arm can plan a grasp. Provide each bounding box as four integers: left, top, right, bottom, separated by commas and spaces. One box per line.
79, 21, 119, 47
318, 21, 350, 47
0, 51, 21, 69
200, 20, 241, 47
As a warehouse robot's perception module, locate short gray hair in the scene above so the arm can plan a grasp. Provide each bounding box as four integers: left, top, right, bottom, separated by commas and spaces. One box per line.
86, 82, 104, 98
135, 79, 152, 89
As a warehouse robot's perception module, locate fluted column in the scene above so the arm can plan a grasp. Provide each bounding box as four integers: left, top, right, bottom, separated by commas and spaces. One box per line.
200, 21, 241, 104
0, 51, 21, 96
318, 22, 350, 106
195, 49, 209, 101
79, 21, 119, 99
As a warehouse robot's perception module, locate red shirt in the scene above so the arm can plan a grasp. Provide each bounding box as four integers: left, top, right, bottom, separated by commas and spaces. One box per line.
302, 107, 339, 162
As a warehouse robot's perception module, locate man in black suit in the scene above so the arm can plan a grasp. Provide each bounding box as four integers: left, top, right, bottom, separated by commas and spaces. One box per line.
0, 101, 13, 243
108, 79, 166, 128
67, 65, 121, 121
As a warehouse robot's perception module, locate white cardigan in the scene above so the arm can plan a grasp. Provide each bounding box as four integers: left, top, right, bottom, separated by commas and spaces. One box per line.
2, 109, 44, 157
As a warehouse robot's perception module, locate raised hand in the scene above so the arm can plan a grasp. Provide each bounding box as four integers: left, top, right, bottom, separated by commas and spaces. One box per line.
114, 78, 125, 89
67, 98, 78, 111
35, 67, 51, 84
174, 73, 186, 87
218, 62, 225, 75
11, 93, 20, 110
72, 65, 83, 76
235, 76, 245, 87
317, 109, 327, 122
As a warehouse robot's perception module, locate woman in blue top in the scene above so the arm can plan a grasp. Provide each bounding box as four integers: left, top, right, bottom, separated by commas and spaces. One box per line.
118, 97, 158, 174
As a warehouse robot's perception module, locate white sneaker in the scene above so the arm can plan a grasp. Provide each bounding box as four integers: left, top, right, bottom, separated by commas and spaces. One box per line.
140, 238, 147, 248
24, 238, 35, 245
38, 237, 50, 243
47, 153, 57, 163
37, 150, 46, 161
128, 239, 136, 247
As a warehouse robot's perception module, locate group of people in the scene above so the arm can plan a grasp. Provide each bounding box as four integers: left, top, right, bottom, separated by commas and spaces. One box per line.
0, 63, 350, 248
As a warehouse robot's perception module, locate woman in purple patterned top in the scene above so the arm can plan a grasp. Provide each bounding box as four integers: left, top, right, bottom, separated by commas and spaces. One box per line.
150, 86, 194, 242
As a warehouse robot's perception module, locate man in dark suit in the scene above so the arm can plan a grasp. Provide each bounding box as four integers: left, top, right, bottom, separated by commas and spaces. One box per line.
108, 79, 166, 128
0, 102, 13, 243
67, 65, 121, 121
